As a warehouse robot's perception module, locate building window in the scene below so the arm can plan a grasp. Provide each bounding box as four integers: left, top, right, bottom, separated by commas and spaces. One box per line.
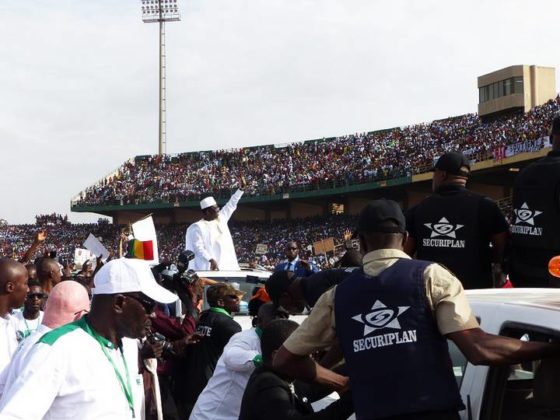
479, 77, 524, 104
513, 76, 524, 94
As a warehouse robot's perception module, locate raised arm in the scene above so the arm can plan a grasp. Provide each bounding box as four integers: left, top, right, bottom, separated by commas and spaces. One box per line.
448, 328, 560, 365
220, 189, 244, 222
19, 231, 47, 264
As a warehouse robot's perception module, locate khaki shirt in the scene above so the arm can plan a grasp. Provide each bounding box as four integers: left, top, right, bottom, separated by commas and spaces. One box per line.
283, 249, 479, 355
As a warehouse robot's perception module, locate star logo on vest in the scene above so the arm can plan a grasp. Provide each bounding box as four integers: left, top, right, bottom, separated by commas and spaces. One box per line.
351, 300, 410, 336
424, 217, 463, 238
513, 202, 542, 225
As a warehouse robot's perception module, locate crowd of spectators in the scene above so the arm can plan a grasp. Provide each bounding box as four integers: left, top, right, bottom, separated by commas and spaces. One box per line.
0, 215, 357, 270
35, 213, 69, 226
74, 97, 560, 207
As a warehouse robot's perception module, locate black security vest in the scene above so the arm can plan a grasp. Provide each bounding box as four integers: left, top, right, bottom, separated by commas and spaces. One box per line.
411, 188, 490, 289
334, 260, 463, 419
511, 153, 560, 251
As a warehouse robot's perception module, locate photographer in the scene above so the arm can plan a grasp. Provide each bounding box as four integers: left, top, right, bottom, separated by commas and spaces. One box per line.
148, 252, 205, 420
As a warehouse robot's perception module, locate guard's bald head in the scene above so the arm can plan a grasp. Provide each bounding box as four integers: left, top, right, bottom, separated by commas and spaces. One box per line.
0, 258, 27, 290
42, 280, 91, 328
36, 257, 61, 283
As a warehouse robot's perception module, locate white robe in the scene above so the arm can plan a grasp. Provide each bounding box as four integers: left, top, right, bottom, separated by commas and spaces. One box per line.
185, 189, 243, 271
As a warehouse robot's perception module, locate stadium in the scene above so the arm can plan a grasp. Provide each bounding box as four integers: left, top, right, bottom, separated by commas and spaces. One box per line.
1, 65, 557, 269
6, 66, 532, 263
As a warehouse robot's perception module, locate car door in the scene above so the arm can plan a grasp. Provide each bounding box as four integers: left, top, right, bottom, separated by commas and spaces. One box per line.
472, 306, 560, 420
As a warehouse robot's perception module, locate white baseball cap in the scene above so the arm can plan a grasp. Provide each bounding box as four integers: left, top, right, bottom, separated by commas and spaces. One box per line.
200, 196, 217, 210
92, 258, 177, 304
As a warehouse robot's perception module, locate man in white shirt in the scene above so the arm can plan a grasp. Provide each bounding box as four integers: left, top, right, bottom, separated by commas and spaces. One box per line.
12, 281, 45, 343
0, 280, 91, 398
185, 181, 245, 271
0, 259, 29, 381
190, 303, 286, 420
0, 258, 177, 420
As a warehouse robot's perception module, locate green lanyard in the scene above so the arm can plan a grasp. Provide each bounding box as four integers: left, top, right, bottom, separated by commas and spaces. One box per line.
80, 318, 136, 418
209, 307, 233, 318
23, 316, 39, 338
255, 327, 263, 339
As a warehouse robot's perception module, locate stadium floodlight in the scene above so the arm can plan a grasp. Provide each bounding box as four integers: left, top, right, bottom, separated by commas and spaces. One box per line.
140, 0, 181, 155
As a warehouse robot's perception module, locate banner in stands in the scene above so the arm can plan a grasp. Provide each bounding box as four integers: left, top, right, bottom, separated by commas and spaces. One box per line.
313, 237, 335, 255
255, 244, 268, 255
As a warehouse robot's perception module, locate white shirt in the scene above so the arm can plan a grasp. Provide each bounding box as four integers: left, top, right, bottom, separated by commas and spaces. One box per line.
185, 189, 244, 271
0, 314, 18, 384
190, 328, 260, 420
0, 317, 143, 420
11, 310, 44, 343
0, 323, 51, 398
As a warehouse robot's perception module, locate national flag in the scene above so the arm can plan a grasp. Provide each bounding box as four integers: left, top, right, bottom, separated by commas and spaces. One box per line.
126, 239, 154, 260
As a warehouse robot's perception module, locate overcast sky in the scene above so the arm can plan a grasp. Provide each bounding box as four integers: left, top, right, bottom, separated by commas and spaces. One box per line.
1, 0, 559, 224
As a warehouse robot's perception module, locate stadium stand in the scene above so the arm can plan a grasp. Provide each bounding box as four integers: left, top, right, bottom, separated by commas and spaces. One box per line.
73, 97, 560, 207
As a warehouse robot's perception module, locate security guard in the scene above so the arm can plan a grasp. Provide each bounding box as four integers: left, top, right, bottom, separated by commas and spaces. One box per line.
273, 199, 560, 420
509, 113, 560, 287
405, 151, 509, 289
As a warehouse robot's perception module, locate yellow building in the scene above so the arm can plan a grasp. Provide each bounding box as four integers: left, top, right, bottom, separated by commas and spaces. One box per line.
478, 65, 556, 119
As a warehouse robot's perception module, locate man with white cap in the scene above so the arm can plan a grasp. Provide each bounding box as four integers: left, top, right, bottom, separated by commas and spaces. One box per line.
185, 181, 245, 271
0, 258, 177, 420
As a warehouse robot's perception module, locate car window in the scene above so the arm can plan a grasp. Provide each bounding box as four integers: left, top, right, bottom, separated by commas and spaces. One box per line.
480, 324, 560, 420
201, 275, 269, 315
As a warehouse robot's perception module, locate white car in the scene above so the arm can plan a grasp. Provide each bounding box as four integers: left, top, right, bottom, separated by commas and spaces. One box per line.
455, 288, 560, 420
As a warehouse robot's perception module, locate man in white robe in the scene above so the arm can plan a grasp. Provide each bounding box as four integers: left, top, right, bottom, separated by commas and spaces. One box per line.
185, 185, 244, 271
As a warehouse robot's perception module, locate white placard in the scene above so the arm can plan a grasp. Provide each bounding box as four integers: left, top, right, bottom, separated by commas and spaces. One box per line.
83, 233, 110, 261
132, 215, 159, 264
74, 248, 95, 269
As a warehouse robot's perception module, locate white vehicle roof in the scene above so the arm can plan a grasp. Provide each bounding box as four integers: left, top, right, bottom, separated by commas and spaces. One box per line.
466, 288, 560, 312
194, 270, 272, 279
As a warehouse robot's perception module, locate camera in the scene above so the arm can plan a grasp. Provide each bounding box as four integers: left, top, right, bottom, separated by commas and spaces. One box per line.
153, 250, 197, 292
147, 331, 174, 357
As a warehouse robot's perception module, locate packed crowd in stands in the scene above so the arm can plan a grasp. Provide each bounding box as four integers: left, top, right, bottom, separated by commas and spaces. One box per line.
0, 214, 357, 270
35, 213, 69, 226
74, 97, 560, 207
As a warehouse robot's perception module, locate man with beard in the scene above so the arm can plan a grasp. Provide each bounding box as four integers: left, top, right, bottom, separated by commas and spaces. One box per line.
185, 180, 246, 271
0, 258, 177, 420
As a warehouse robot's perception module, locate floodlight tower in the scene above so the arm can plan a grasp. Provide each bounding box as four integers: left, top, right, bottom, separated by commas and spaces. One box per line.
141, 0, 181, 156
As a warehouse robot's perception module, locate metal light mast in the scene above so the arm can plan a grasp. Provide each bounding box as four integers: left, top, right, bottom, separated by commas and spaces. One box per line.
141, 0, 181, 156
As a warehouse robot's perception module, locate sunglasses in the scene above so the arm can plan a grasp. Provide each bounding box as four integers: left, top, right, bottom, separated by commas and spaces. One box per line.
27, 293, 46, 300
288, 247, 298, 250
124, 294, 157, 314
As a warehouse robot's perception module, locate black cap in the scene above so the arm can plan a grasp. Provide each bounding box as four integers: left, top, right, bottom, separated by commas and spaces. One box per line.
551, 112, 560, 136
265, 271, 295, 304
433, 152, 470, 176
357, 199, 406, 234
